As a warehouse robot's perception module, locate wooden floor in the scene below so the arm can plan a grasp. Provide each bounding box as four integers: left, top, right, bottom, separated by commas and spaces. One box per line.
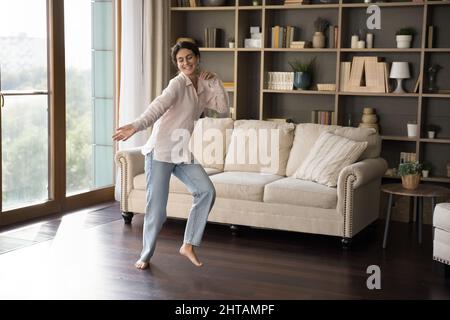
0, 201, 449, 300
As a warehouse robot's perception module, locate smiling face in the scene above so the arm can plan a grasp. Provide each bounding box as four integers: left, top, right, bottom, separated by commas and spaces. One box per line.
176, 48, 199, 77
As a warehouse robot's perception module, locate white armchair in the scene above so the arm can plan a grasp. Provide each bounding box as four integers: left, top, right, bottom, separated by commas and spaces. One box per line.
433, 203, 450, 277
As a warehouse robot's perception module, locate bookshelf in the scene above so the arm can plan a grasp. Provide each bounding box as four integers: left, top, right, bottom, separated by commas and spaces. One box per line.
170, 0, 450, 184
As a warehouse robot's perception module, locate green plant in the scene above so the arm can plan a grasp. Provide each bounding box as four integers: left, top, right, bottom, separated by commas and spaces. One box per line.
228, 36, 235, 43
396, 27, 416, 36
314, 17, 330, 33
422, 162, 432, 171
398, 161, 423, 176
427, 124, 440, 132
289, 57, 316, 73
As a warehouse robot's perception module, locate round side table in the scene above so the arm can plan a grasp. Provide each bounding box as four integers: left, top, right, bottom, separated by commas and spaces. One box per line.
381, 183, 450, 249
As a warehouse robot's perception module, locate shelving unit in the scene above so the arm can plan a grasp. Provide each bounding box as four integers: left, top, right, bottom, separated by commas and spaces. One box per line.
170, 0, 450, 184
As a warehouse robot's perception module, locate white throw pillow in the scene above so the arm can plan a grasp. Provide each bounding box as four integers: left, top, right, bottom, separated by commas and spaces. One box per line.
294, 131, 368, 187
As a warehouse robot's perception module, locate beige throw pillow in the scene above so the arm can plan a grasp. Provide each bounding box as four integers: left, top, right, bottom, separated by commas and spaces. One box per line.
294, 131, 368, 187
189, 117, 234, 171
224, 120, 295, 176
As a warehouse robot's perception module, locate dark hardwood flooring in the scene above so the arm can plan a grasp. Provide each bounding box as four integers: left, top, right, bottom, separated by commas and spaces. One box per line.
0, 201, 449, 300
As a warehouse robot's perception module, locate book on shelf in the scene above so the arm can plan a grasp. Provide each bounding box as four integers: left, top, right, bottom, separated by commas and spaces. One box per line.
328, 25, 337, 49
427, 25, 434, 49
400, 152, 417, 164
176, 0, 199, 7
413, 72, 421, 93
271, 25, 298, 48
204, 28, 223, 48
284, 0, 311, 5
311, 110, 336, 125
222, 82, 235, 91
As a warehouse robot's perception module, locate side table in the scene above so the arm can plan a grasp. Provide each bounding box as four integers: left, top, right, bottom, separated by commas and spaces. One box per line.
381, 183, 450, 249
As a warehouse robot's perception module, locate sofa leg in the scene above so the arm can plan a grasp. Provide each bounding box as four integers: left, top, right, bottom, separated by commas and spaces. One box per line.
122, 212, 134, 225
230, 225, 239, 236
341, 237, 352, 250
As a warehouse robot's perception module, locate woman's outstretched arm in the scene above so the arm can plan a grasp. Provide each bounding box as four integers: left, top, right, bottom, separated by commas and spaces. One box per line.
112, 78, 181, 141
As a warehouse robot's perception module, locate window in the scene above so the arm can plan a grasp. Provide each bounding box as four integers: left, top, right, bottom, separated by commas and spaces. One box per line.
65, 0, 114, 195
0, 0, 49, 210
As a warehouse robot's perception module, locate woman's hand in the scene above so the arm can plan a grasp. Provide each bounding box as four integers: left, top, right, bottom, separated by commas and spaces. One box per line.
199, 71, 216, 80
112, 124, 137, 141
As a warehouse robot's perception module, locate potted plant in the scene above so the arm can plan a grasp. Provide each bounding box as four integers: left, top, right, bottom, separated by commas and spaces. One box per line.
398, 161, 423, 190
228, 36, 235, 48
289, 57, 316, 90
395, 27, 416, 48
426, 124, 440, 139
313, 17, 329, 48
421, 162, 432, 178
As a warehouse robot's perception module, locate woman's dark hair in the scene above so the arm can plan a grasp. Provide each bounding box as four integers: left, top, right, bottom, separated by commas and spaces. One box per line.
171, 41, 201, 67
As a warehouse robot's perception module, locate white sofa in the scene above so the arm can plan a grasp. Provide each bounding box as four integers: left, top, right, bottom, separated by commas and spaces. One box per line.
115, 119, 387, 247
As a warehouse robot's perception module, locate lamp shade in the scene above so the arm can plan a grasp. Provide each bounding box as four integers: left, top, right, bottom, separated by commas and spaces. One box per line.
390, 62, 410, 79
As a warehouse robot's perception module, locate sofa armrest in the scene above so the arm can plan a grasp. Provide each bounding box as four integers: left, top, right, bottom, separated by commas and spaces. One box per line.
337, 158, 388, 238
338, 158, 388, 190
115, 147, 145, 212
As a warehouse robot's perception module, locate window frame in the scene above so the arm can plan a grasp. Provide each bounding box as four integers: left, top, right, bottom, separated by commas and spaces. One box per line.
0, 0, 117, 227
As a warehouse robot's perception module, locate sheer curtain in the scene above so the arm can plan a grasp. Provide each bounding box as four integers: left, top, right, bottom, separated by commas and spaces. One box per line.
115, 0, 170, 200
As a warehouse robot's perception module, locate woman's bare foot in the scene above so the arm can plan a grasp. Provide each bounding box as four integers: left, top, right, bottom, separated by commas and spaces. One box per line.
179, 244, 203, 267
135, 260, 150, 270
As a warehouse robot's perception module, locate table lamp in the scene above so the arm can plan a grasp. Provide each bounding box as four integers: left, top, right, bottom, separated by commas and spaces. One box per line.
390, 62, 410, 94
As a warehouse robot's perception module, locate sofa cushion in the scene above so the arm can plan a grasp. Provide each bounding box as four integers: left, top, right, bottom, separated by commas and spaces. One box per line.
189, 117, 234, 171
210, 171, 283, 202
285, 123, 339, 177
264, 177, 337, 209
133, 167, 222, 194
224, 120, 295, 176
334, 127, 381, 160
294, 131, 368, 187
434, 203, 450, 233
285, 123, 380, 177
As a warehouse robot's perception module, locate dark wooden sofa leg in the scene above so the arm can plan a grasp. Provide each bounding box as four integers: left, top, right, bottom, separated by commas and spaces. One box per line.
433, 261, 450, 278
342, 237, 352, 250
230, 225, 239, 236
122, 212, 134, 225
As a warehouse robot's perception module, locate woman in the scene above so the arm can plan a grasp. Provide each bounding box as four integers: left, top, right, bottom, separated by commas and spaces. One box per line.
112, 41, 229, 270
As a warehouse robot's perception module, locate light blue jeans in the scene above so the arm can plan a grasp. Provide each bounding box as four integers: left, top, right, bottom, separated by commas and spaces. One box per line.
139, 151, 216, 263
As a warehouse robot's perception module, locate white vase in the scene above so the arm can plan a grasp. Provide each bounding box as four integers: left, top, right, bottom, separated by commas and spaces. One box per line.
422, 170, 429, 178
396, 35, 412, 48
407, 123, 418, 137
228, 42, 235, 48
312, 32, 325, 48
427, 131, 436, 139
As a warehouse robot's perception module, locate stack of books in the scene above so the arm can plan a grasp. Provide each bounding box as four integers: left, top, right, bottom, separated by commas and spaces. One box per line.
204, 28, 222, 48
311, 110, 336, 125
271, 26, 299, 48
400, 152, 417, 164
284, 0, 310, 5
266, 72, 294, 91
222, 82, 235, 91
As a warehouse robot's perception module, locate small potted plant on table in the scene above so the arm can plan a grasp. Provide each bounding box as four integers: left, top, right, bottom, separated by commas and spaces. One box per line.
398, 161, 423, 190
